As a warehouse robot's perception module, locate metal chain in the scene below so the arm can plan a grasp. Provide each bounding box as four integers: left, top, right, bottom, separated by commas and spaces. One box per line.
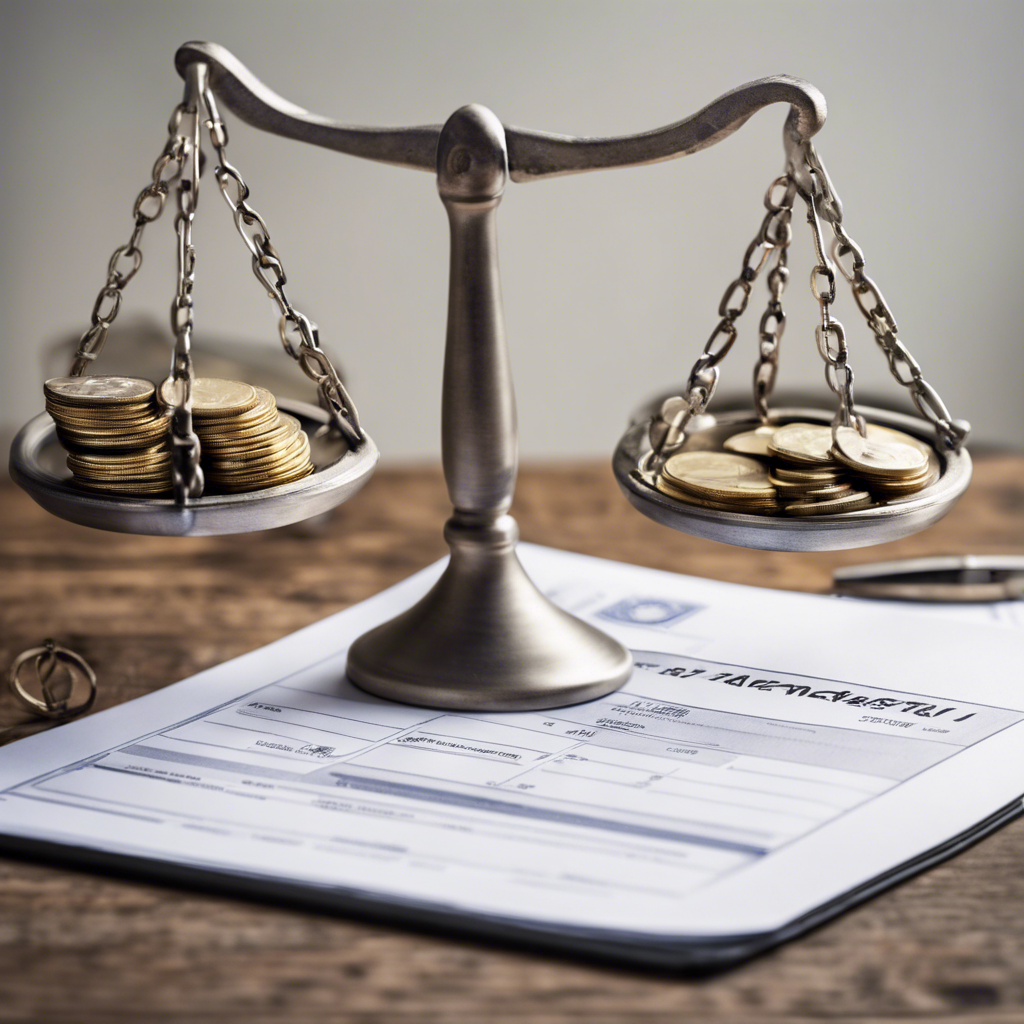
752, 177, 795, 422
69, 105, 190, 375
799, 175, 864, 435
830, 213, 968, 449
795, 143, 969, 452
197, 83, 363, 448
649, 175, 795, 461
166, 92, 205, 503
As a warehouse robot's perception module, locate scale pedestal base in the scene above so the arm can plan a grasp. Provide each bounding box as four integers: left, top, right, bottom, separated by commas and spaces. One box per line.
346, 515, 632, 711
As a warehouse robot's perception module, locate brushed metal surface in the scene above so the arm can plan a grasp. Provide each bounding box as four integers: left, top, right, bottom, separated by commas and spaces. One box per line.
9, 399, 378, 537
347, 106, 632, 711
613, 403, 972, 552
174, 42, 824, 182
348, 515, 633, 711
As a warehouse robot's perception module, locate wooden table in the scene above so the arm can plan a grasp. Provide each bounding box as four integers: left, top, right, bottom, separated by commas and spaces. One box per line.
1, 456, 1022, 1024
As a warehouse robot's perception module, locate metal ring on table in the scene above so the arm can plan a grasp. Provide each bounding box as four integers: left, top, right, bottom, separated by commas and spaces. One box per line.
8, 639, 97, 719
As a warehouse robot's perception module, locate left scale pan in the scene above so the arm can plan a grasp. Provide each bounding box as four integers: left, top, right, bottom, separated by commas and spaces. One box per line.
9, 399, 378, 537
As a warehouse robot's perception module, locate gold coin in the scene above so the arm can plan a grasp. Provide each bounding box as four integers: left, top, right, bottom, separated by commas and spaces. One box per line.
203, 412, 299, 446
869, 465, 941, 497
73, 479, 172, 495
69, 458, 172, 473
662, 451, 776, 500
223, 467, 315, 492
767, 475, 818, 494
48, 411, 158, 432
159, 377, 258, 418
58, 429, 170, 450
210, 448, 313, 483
45, 376, 155, 405
795, 481, 853, 499
198, 422, 280, 445
784, 491, 874, 516
768, 475, 850, 498
865, 423, 933, 460
200, 424, 299, 458
67, 447, 171, 465
771, 465, 844, 483
71, 470, 173, 485
655, 475, 778, 513
832, 425, 928, 478
723, 425, 776, 458
209, 450, 307, 479
213, 441, 312, 478
768, 423, 838, 465
55, 414, 166, 436
66, 443, 169, 463
46, 399, 154, 418
195, 407, 280, 436
57, 424, 169, 446
864, 424, 941, 494
214, 464, 315, 493
207, 429, 307, 465
71, 463, 171, 477
196, 387, 277, 429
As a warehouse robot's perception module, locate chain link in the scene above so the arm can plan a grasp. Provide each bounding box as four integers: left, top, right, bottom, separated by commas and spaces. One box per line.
198, 84, 363, 448
752, 176, 795, 422
796, 143, 970, 452
799, 176, 864, 436
649, 175, 795, 461
167, 93, 204, 503
69, 104, 190, 375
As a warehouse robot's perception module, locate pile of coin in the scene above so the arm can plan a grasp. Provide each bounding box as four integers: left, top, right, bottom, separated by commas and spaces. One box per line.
158, 377, 314, 493
833, 423, 940, 499
764, 423, 873, 516
656, 451, 780, 513
655, 417, 941, 518
44, 376, 173, 496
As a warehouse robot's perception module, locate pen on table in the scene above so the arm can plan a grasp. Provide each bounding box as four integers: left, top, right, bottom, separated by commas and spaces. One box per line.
832, 555, 1024, 603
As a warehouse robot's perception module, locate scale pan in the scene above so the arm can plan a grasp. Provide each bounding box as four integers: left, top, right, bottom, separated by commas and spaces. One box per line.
613, 402, 971, 552
9, 398, 378, 537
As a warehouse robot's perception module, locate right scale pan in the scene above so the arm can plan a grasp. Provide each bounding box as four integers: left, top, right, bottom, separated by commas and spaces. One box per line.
613, 404, 971, 552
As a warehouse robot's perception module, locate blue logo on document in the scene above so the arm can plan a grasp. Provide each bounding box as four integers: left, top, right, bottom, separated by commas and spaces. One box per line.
598, 596, 703, 629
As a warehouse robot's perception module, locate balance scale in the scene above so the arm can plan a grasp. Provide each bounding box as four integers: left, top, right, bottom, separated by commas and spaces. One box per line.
10, 42, 971, 712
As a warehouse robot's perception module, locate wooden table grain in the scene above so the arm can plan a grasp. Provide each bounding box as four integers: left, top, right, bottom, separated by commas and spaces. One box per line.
0, 457, 1022, 1024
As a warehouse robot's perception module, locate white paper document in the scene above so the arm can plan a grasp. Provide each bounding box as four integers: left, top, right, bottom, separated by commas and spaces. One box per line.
1, 544, 1021, 941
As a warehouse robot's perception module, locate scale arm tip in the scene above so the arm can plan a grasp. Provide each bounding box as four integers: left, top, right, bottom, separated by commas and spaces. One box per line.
505, 74, 827, 181
174, 40, 440, 171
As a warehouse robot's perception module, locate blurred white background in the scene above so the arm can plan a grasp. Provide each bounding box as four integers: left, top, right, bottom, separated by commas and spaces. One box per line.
3, 0, 1022, 466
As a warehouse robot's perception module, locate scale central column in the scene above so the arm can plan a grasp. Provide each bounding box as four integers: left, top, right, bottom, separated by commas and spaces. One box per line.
346, 104, 631, 710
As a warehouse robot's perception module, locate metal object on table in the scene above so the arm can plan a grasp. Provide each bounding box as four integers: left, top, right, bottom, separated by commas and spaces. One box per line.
167, 42, 833, 710
645, 142, 970, 472
833, 556, 1024, 602
9, 398, 377, 536
346, 106, 631, 710
614, 402, 971, 552
3, 640, 97, 745
57, 55, 368, 514
10, 41, 968, 711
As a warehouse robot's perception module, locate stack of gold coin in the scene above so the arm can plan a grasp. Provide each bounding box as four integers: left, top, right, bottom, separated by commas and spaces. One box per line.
832, 424, 939, 501
765, 422, 872, 516
655, 417, 942, 518
158, 377, 314, 493
656, 451, 780, 513
44, 376, 173, 496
